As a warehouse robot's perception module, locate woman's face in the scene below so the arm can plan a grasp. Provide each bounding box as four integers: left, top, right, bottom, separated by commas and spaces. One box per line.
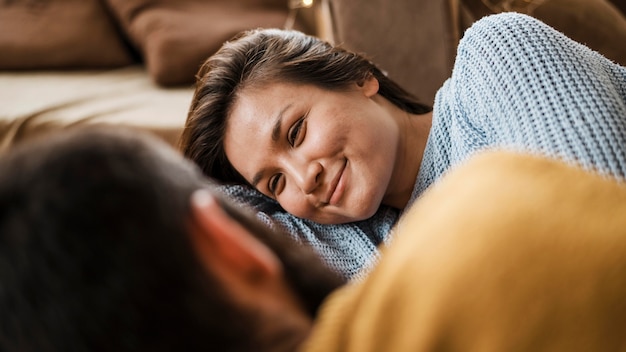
223, 78, 400, 224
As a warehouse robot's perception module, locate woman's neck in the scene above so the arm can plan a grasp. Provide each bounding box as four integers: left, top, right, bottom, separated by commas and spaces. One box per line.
383, 107, 433, 210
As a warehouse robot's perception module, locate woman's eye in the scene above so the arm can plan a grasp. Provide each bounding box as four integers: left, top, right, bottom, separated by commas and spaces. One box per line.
268, 174, 283, 195
288, 117, 306, 147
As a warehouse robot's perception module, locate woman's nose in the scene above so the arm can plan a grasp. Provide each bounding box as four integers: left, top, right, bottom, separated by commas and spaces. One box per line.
288, 160, 322, 194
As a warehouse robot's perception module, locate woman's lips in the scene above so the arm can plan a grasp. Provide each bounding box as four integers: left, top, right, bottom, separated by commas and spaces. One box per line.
328, 159, 347, 206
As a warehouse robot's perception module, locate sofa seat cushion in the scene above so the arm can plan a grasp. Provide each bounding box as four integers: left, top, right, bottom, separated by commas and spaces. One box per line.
0, 66, 193, 151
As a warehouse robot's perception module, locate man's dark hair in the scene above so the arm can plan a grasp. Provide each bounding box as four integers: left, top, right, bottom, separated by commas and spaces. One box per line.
0, 127, 343, 352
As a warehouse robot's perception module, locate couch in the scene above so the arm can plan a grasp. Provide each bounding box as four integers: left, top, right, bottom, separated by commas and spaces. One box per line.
0, 0, 317, 150
2, 0, 625, 152
331, 0, 626, 106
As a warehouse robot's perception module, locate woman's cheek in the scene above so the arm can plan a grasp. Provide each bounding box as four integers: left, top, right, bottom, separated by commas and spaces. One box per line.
279, 189, 314, 219
306, 124, 329, 150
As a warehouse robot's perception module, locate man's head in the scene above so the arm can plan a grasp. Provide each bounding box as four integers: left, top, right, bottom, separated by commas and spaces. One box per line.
0, 127, 343, 352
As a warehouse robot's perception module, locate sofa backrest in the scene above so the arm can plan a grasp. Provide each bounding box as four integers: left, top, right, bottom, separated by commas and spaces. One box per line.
328, 0, 461, 105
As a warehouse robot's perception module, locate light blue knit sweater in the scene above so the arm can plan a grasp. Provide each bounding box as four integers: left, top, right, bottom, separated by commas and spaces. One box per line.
413, 12, 626, 204
222, 13, 626, 279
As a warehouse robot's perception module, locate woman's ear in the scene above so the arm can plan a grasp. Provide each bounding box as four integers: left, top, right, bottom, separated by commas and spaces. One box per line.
188, 190, 281, 282
359, 73, 380, 98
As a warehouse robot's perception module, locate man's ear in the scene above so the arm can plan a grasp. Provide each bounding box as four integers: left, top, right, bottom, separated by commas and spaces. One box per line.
188, 190, 281, 282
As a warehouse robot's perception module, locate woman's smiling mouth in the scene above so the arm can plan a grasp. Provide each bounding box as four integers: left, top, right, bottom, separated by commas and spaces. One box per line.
326, 159, 348, 206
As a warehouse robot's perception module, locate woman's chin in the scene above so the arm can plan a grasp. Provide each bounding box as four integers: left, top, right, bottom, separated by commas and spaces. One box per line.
338, 204, 383, 224
301, 197, 384, 224
312, 210, 375, 225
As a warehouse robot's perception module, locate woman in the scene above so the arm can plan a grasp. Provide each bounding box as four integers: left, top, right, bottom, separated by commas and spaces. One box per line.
181, 13, 626, 278
182, 26, 432, 225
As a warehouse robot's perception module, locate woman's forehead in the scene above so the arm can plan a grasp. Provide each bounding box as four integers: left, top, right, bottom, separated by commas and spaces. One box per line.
230, 82, 309, 119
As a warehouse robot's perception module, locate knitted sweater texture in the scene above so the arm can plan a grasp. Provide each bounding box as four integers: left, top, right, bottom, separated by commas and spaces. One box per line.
412, 13, 626, 204
222, 13, 626, 280
220, 184, 398, 280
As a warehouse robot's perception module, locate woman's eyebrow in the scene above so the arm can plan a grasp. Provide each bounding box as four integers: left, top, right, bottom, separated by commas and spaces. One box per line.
251, 171, 264, 188
271, 103, 293, 142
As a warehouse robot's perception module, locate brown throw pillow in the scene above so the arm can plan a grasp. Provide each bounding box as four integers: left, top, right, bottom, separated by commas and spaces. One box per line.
461, 0, 626, 66
0, 0, 135, 69
607, 0, 626, 15
105, 0, 298, 87
532, 0, 626, 66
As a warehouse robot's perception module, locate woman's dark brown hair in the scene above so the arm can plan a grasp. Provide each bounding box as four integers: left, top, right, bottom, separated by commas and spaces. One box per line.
180, 28, 432, 184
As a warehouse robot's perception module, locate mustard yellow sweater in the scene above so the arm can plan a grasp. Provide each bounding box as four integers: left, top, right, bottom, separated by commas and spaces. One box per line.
301, 150, 626, 352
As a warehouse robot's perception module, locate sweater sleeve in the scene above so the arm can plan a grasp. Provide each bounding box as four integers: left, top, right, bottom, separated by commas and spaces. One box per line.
448, 12, 626, 178
217, 184, 399, 280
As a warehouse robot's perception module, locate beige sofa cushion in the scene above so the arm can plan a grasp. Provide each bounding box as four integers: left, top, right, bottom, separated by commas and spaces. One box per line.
0, 66, 193, 151
0, 0, 135, 69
